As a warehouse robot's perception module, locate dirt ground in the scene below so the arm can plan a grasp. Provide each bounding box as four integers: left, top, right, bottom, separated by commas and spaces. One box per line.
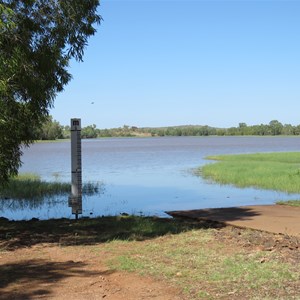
0, 212, 299, 300
0, 244, 184, 300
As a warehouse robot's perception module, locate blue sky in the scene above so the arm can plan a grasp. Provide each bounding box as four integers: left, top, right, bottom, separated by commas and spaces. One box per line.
51, 0, 300, 128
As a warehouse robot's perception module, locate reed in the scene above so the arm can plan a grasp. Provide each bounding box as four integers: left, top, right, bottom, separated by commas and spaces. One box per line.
0, 173, 101, 200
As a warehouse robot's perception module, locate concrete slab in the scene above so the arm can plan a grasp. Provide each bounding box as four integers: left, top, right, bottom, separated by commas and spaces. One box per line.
168, 205, 300, 237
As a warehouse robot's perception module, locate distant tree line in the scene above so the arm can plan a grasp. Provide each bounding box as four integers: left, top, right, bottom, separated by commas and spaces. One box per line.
35, 118, 300, 140
94, 120, 300, 137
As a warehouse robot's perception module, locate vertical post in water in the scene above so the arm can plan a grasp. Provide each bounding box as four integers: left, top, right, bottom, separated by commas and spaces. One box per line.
68, 118, 82, 219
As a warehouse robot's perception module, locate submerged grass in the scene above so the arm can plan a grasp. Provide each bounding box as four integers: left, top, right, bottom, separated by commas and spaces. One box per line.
0, 173, 101, 200
200, 152, 300, 194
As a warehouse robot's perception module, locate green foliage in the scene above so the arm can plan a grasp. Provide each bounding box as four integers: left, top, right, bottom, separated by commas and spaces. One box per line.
97, 125, 218, 137
34, 116, 63, 140
82, 120, 300, 138
201, 152, 300, 193
81, 124, 98, 138
43, 119, 300, 139
0, 1, 101, 183
62, 125, 71, 139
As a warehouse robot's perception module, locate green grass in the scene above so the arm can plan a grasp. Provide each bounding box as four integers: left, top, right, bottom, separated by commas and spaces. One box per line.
0, 173, 101, 200
106, 228, 298, 299
200, 152, 300, 194
276, 200, 300, 207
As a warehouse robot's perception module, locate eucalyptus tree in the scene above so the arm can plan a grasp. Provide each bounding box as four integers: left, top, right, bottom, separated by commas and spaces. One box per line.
0, 1, 101, 182
36, 116, 63, 140
269, 120, 283, 136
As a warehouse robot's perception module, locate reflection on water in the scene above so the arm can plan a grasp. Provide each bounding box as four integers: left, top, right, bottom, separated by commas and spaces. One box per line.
0, 197, 66, 212
1, 136, 300, 220
0, 181, 105, 220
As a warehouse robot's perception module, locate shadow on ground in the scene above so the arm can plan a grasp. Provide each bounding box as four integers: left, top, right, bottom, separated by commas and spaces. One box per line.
0, 259, 113, 300
167, 206, 261, 223
0, 215, 223, 251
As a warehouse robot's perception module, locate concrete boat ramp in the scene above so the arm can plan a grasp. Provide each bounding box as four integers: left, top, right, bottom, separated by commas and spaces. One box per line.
168, 205, 300, 237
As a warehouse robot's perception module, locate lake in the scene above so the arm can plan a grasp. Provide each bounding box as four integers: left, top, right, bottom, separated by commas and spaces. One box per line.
2, 136, 300, 220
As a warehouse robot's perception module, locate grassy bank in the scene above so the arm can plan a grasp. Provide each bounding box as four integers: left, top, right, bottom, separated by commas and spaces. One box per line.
200, 152, 300, 206
276, 200, 300, 207
0, 215, 299, 299
201, 152, 300, 193
108, 229, 298, 299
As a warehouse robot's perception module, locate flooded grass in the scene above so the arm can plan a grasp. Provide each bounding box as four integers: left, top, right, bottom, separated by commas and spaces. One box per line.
0, 173, 101, 200
201, 152, 300, 194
